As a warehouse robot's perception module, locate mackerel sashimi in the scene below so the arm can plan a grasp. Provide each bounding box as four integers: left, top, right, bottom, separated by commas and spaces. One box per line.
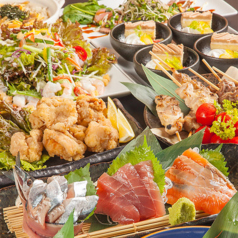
96, 162, 165, 224
165, 149, 237, 214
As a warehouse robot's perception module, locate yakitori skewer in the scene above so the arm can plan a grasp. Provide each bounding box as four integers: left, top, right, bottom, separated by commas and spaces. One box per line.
212, 66, 238, 85
188, 68, 219, 91
176, 131, 182, 142
202, 59, 221, 82
188, 131, 193, 138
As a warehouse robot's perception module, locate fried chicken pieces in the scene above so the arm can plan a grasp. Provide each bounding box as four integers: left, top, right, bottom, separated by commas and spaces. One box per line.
10, 96, 119, 162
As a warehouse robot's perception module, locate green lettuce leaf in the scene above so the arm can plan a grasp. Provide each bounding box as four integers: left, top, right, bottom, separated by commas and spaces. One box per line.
65, 163, 96, 196
203, 191, 238, 238
54, 211, 74, 238
108, 136, 165, 194
200, 144, 229, 177
8, 83, 41, 99
21, 153, 50, 171
0, 151, 16, 170
19, 52, 36, 66
63, 0, 106, 24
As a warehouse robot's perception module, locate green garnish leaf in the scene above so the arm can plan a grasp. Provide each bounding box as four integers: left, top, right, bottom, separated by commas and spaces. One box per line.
108, 135, 165, 194
210, 118, 235, 140
65, 163, 96, 196
142, 65, 190, 115
203, 191, 238, 238
0, 151, 16, 170
54, 211, 74, 238
200, 144, 229, 176
21, 153, 50, 171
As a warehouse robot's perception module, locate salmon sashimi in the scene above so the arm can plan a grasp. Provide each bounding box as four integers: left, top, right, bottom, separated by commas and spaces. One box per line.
113, 163, 155, 220
166, 149, 237, 214
134, 161, 166, 217
96, 173, 140, 224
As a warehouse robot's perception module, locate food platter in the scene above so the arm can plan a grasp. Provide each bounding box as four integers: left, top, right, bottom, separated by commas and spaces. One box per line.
0, 98, 143, 188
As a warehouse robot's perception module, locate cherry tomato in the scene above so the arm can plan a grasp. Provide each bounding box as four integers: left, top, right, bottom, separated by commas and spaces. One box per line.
195, 126, 214, 144
234, 121, 238, 136
73, 46, 87, 61
210, 134, 230, 144
215, 112, 231, 123
229, 137, 238, 144
196, 103, 216, 126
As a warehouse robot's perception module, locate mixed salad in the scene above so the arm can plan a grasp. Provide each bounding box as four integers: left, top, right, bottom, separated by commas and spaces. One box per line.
0, 19, 116, 109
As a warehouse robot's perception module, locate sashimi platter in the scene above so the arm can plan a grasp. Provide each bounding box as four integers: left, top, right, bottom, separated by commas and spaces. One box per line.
0, 0, 238, 237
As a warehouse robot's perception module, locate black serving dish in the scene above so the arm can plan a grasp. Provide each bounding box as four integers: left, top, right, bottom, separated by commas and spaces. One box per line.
194, 34, 238, 72
110, 21, 172, 62
168, 12, 228, 48
134, 45, 200, 83
0, 98, 143, 188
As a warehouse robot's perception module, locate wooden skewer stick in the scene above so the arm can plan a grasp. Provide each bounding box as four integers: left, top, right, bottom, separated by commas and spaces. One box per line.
152, 59, 182, 87
188, 131, 193, 138
176, 131, 182, 142
212, 66, 238, 85
188, 68, 219, 91
202, 59, 221, 82
149, 51, 173, 71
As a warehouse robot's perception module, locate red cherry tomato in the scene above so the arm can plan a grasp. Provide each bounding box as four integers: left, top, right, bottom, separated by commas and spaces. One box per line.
229, 137, 238, 144
195, 126, 214, 144
234, 121, 238, 136
210, 134, 230, 144
215, 112, 231, 123
73, 46, 87, 61
196, 103, 216, 126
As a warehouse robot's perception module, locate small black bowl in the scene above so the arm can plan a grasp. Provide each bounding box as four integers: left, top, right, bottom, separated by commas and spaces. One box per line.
110, 22, 172, 62
133, 45, 200, 83
194, 34, 238, 72
168, 12, 228, 48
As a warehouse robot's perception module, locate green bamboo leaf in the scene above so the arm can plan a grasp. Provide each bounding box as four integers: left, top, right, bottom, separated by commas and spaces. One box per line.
203, 191, 238, 238
142, 65, 190, 115
156, 128, 205, 169
122, 82, 157, 116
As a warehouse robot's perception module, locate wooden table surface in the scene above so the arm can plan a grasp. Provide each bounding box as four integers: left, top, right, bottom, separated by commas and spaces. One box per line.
63, 0, 238, 137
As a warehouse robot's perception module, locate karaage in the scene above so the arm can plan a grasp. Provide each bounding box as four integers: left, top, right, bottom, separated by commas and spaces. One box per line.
43, 129, 87, 161
10, 129, 43, 162
76, 95, 106, 127
29, 97, 77, 130
84, 119, 119, 153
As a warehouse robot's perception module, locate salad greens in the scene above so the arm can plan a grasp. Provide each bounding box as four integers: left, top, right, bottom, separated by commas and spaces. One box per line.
63, 0, 106, 24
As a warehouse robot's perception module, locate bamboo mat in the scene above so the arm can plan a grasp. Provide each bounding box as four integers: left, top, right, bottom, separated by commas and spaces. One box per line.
3, 205, 209, 238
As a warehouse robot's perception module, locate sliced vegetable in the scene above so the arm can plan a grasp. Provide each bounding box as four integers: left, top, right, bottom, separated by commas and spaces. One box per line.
46, 47, 53, 81
73, 46, 87, 61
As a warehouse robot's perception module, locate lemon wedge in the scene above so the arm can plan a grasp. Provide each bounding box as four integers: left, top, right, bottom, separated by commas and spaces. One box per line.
117, 109, 135, 143
220, 50, 234, 59
107, 97, 118, 130
140, 34, 153, 45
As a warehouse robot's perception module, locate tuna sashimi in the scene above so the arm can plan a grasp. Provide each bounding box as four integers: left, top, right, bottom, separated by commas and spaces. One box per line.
134, 161, 166, 217
113, 163, 155, 220
96, 173, 140, 224
166, 149, 237, 214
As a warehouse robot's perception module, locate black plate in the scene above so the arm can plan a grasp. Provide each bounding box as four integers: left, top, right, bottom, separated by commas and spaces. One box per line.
0, 98, 143, 188
110, 21, 172, 62
1, 144, 238, 238
143, 73, 219, 145
194, 34, 238, 72
133, 45, 200, 83
168, 12, 228, 48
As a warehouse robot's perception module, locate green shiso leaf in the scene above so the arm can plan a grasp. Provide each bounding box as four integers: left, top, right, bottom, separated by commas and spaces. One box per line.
108, 133, 165, 194
0, 151, 16, 170
121, 82, 158, 116
65, 163, 96, 196
203, 191, 238, 238
200, 144, 229, 177
54, 211, 74, 238
142, 65, 189, 115
156, 128, 205, 169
